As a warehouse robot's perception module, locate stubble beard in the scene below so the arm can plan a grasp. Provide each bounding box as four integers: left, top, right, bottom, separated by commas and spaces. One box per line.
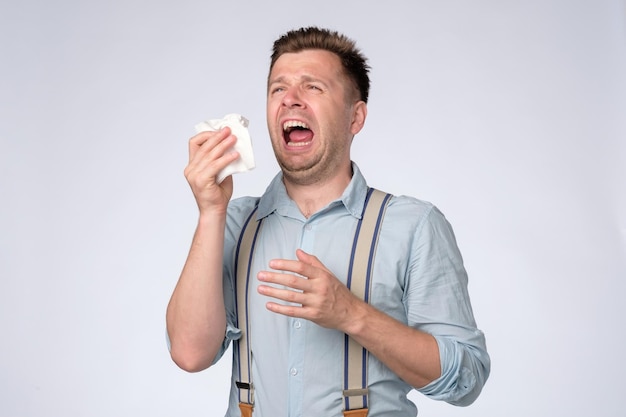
272, 137, 346, 187
274, 148, 325, 186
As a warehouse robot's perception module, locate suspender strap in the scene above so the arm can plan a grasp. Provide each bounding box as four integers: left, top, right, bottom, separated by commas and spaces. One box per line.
234, 206, 263, 412
343, 188, 392, 417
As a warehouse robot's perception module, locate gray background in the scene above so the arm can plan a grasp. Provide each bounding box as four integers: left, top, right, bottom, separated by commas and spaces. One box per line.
1, 1, 625, 416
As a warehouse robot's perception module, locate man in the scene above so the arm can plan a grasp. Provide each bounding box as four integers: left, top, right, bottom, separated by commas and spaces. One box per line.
167, 27, 490, 416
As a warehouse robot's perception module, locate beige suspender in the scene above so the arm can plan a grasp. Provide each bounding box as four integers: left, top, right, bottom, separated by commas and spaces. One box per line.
234, 188, 392, 417
234, 206, 263, 417
342, 189, 390, 417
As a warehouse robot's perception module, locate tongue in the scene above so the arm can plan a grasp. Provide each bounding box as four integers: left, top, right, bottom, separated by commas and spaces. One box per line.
288, 129, 313, 143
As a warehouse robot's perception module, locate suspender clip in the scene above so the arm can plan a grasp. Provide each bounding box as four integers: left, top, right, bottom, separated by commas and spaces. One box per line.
236, 381, 253, 390
343, 388, 369, 397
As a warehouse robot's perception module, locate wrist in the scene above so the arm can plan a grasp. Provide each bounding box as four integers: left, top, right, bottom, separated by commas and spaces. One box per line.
196, 208, 227, 233
341, 297, 370, 337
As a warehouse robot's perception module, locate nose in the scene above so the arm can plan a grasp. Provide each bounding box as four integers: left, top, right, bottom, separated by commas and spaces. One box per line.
282, 86, 304, 108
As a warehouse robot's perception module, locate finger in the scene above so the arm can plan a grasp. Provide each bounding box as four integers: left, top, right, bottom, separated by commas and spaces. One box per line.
265, 302, 303, 318
257, 284, 305, 304
267, 254, 324, 278
293, 250, 332, 277
295, 249, 326, 269
257, 271, 310, 291
267, 258, 302, 274
189, 127, 231, 148
184, 150, 238, 191
190, 132, 237, 167
185, 134, 239, 184
188, 127, 232, 160
188, 142, 239, 181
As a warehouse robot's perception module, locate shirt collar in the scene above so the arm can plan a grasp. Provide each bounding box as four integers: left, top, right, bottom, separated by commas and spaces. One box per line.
256, 162, 369, 220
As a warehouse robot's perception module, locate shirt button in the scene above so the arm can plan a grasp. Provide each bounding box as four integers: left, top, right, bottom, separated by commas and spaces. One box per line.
305, 225, 312, 231
294, 320, 302, 329
290, 368, 298, 376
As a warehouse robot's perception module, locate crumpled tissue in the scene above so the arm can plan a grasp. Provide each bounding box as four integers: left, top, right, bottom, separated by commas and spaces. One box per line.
195, 113, 255, 184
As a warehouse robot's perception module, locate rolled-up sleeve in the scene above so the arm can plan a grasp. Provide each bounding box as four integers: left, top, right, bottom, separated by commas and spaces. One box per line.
211, 323, 242, 365
419, 334, 490, 405
210, 250, 241, 365
406, 205, 490, 405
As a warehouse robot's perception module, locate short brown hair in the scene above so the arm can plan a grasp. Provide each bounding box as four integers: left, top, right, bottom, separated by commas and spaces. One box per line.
269, 27, 371, 103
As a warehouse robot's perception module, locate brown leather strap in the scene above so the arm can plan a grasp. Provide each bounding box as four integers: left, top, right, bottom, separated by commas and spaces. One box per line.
238, 402, 254, 417
343, 408, 368, 417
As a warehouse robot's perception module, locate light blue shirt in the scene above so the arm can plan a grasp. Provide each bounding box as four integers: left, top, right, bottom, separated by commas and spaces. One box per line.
216, 163, 490, 417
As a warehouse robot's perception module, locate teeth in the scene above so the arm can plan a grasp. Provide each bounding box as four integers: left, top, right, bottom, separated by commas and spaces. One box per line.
287, 141, 311, 147
283, 120, 309, 131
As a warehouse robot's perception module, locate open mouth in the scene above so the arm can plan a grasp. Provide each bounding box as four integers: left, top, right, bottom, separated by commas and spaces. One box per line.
283, 120, 314, 147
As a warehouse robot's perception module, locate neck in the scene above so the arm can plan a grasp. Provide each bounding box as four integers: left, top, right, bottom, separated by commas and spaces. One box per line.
283, 168, 352, 218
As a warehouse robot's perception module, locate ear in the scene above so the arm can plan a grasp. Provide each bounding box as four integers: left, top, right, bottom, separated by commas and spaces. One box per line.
350, 101, 367, 135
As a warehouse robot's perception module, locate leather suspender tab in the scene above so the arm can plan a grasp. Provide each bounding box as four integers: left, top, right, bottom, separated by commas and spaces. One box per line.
238, 402, 254, 417
343, 408, 369, 417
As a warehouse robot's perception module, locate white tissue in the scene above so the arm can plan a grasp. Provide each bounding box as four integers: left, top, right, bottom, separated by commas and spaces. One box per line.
195, 113, 255, 184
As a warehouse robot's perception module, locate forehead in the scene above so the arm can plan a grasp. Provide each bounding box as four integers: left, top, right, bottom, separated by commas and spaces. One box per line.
269, 49, 344, 82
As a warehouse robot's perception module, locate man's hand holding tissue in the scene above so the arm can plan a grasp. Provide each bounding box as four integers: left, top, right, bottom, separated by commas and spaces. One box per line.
184, 127, 239, 215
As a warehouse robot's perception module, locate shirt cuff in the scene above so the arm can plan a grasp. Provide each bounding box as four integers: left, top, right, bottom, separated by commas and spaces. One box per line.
417, 335, 480, 406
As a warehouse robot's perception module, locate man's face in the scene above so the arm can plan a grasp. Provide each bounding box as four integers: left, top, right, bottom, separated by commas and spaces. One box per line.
266, 49, 366, 186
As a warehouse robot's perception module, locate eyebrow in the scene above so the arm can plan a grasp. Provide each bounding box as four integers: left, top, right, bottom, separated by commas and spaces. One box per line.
267, 76, 286, 87
268, 75, 328, 88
